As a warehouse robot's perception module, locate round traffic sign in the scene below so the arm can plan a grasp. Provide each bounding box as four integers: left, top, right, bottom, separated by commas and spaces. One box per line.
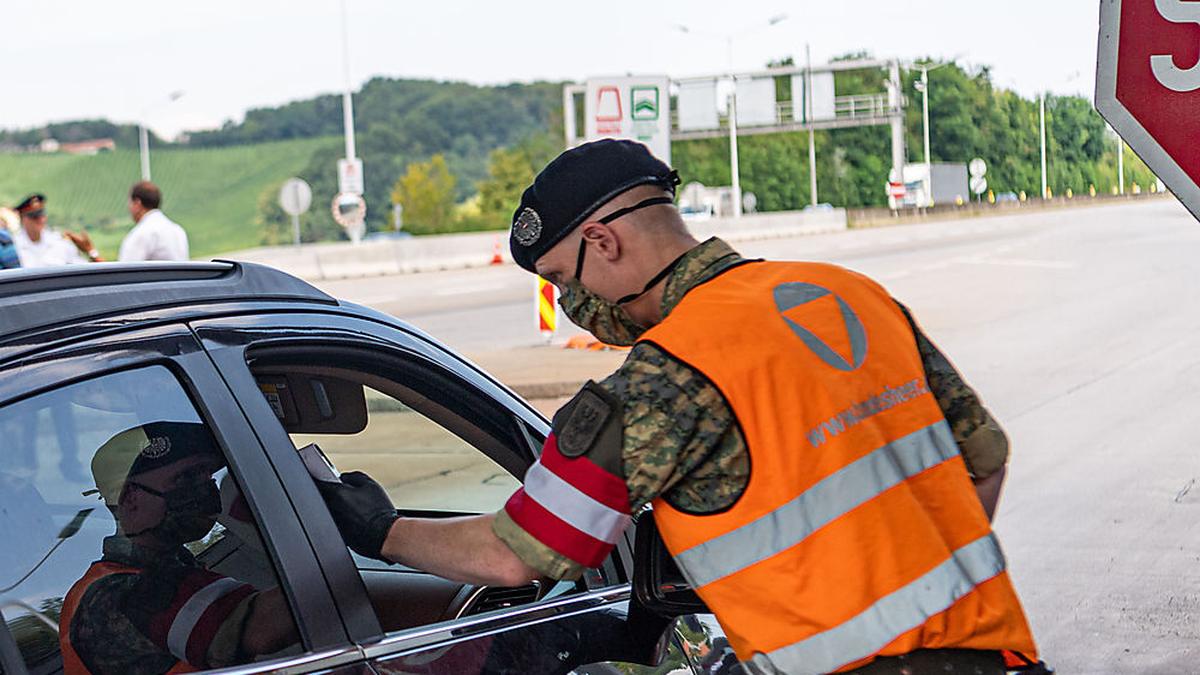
970, 176, 988, 195
331, 192, 367, 229
969, 158, 987, 178
279, 178, 313, 216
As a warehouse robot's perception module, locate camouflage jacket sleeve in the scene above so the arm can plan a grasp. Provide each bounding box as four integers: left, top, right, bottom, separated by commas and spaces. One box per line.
72, 566, 259, 674
494, 342, 746, 581
898, 303, 1010, 479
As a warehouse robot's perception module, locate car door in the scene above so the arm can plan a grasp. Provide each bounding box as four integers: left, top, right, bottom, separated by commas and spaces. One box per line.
0, 322, 369, 675
191, 310, 700, 674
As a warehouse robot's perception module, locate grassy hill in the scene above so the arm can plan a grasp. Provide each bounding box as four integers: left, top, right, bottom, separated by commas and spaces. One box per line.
0, 136, 337, 259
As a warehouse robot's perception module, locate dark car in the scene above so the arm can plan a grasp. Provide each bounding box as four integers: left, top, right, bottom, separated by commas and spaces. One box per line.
0, 262, 724, 675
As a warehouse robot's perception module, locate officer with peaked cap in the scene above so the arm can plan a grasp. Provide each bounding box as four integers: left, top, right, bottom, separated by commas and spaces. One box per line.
12, 194, 103, 267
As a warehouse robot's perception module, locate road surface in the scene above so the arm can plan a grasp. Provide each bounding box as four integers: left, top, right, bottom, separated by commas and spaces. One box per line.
316, 198, 1200, 673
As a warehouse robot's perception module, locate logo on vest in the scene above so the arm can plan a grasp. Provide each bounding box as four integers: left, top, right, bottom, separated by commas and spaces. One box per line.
773, 282, 867, 371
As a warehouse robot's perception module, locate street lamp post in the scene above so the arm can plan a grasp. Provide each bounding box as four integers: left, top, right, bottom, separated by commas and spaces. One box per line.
138, 91, 184, 181
727, 35, 741, 218
339, 0, 357, 163
1112, 124, 1125, 195
911, 58, 960, 207
1040, 93, 1048, 199
676, 14, 788, 219
1039, 71, 1080, 200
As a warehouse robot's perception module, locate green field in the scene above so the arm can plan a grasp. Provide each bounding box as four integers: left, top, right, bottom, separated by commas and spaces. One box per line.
0, 137, 338, 259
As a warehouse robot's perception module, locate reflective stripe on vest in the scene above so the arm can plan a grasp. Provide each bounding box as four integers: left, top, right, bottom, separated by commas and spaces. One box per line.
674, 420, 961, 589
746, 533, 1005, 675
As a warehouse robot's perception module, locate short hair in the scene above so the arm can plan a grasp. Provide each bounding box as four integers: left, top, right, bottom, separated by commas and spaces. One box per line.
130, 181, 162, 210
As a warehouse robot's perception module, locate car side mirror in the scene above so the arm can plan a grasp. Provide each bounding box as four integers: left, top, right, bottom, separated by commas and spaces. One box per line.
632, 509, 710, 617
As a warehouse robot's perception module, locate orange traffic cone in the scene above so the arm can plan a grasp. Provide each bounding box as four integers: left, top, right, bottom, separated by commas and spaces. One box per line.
490, 238, 504, 266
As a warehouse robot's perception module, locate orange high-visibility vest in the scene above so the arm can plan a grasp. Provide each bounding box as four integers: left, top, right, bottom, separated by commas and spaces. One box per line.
641, 261, 1037, 674
60, 562, 196, 675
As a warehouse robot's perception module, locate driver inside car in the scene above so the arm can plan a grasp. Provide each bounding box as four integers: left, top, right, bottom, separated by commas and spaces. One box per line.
60, 421, 298, 675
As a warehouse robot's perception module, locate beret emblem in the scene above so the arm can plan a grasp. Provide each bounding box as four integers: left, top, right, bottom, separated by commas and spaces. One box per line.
513, 208, 542, 247
140, 436, 172, 459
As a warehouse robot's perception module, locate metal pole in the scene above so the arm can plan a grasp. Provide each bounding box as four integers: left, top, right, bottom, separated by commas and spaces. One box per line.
921, 67, 931, 207
888, 60, 906, 195
728, 36, 742, 218
807, 43, 818, 207
340, 0, 357, 161
139, 123, 151, 181
291, 213, 301, 247
1040, 93, 1048, 199
562, 86, 577, 149
1117, 136, 1125, 195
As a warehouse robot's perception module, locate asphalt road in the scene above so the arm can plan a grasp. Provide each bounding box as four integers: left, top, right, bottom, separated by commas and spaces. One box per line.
315, 198, 1200, 673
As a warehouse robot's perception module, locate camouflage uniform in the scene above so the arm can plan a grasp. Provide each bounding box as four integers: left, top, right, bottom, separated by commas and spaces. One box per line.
68, 534, 257, 675
495, 238, 1010, 579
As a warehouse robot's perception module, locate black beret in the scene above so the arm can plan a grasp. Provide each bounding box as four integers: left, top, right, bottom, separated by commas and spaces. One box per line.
509, 139, 680, 273
89, 421, 223, 505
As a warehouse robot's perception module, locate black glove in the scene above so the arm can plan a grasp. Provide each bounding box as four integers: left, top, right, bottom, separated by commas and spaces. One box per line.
315, 471, 400, 561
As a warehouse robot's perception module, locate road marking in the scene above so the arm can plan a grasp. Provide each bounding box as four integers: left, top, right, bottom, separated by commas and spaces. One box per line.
433, 282, 519, 296
969, 257, 1077, 270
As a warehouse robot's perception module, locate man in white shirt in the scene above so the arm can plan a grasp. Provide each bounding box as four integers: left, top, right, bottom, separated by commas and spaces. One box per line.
11, 194, 100, 267
119, 181, 189, 262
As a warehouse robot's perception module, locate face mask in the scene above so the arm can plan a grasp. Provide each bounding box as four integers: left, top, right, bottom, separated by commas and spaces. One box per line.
130, 479, 222, 545
558, 277, 646, 346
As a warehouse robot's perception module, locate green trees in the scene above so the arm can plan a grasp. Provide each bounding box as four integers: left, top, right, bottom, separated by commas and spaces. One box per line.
392, 155, 457, 234
475, 133, 559, 227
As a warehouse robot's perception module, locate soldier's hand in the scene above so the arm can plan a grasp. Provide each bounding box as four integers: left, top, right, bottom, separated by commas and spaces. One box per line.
315, 471, 400, 561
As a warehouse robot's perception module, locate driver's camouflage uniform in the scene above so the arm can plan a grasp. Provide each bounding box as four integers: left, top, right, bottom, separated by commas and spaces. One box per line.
493, 237, 1011, 580
65, 534, 259, 675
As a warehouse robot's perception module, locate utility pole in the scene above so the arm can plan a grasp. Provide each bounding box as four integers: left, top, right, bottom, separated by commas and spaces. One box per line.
920, 67, 931, 203
138, 91, 184, 181
1040, 93, 1048, 199
139, 124, 151, 181
728, 36, 741, 218
807, 43, 818, 207
340, 0, 357, 163
1117, 131, 1125, 195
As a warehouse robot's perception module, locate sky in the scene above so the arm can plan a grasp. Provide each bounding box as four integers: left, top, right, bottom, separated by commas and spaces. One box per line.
0, 0, 1101, 139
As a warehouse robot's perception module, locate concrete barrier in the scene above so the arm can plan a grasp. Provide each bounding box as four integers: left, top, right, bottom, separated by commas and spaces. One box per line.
222, 208, 848, 281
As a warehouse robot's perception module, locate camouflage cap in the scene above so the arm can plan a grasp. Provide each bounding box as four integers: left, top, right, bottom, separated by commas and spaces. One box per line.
87, 421, 223, 506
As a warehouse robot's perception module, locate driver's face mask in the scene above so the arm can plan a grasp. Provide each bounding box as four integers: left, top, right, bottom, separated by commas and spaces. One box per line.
129, 479, 222, 545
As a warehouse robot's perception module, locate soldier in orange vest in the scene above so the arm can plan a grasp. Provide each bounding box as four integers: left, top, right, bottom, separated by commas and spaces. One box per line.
319, 140, 1045, 674
61, 422, 297, 675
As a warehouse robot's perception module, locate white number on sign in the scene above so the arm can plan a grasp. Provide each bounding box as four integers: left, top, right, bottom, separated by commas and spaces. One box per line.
1151, 0, 1200, 92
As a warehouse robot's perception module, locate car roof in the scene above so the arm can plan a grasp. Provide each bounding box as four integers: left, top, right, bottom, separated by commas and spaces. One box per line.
0, 261, 337, 344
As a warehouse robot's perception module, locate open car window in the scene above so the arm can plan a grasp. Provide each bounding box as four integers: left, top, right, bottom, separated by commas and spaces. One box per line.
250, 360, 524, 515
244, 344, 622, 635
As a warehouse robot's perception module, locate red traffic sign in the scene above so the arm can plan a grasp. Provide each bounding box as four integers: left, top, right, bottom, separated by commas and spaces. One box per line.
888, 181, 906, 200
1096, 0, 1200, 221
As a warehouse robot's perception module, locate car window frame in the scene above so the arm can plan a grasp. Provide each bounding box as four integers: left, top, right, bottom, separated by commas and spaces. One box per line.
190, 310, 643, 648
0, 323, 359, 675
